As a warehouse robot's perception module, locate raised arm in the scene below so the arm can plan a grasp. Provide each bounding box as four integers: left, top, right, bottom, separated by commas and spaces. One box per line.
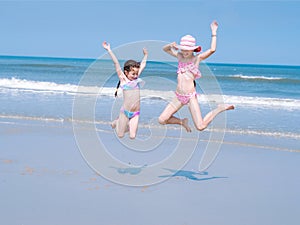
163, 42, 178, 58
197, 21, 218, 63
138, 48, 148, 76
102, 41, 123, 77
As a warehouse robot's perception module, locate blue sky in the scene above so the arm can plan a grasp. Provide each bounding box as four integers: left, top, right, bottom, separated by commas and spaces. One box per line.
1, 0, 299, 65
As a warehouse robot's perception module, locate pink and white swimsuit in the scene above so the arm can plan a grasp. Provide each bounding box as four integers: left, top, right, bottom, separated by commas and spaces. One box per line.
177, 61, 201, 79
175, 61, 201, 105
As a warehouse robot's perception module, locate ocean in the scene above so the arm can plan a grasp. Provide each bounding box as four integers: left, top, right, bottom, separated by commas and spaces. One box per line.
1, 55, 300, 142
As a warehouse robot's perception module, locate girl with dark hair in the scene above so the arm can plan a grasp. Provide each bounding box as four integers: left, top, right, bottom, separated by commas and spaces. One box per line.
102, 41, 148, 139
114, 60, 141, 97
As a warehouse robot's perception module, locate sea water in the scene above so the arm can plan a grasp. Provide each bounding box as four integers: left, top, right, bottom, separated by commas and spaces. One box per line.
0, 55, 300, 141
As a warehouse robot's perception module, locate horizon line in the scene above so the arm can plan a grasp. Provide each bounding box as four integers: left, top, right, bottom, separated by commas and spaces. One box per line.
1, 54, 299, 68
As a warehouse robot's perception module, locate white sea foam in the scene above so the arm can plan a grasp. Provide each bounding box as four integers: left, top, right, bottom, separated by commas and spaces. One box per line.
0, 77, 104, 95
140, 91, 300, 110
229, 74, 284, 80
1, 77, 300, 110
221, 94, 300, 110
1, 114, 300, 142
0, 77, 78, 92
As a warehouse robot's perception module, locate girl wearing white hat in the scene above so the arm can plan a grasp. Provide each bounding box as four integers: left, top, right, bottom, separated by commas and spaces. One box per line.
158, 21, 234, 132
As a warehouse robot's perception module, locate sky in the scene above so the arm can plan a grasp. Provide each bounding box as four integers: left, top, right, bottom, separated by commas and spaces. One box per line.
1, 0, 300, 65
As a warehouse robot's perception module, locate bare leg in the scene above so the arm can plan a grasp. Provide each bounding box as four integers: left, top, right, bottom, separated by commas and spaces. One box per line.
111, 119, 117, 129
158, 98, 191, 132
112, 113, 129, 138
181, 118, 192, 132
111, 118, 129, 131
201, 104, 234, 128
189, 97, 234, 131
128, 115, 139, 139
163, 116, 191, 132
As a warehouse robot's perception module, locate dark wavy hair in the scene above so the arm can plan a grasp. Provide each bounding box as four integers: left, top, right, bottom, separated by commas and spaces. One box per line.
114, 60, 140, 97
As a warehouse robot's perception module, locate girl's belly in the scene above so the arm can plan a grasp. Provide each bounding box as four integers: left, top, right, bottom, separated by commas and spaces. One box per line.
123, 90, 140, 111
177, 75, 195, 94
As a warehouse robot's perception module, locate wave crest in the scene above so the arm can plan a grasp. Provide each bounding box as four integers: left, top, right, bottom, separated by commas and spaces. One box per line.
1, 78, 300, 110
229, 74, 284, 80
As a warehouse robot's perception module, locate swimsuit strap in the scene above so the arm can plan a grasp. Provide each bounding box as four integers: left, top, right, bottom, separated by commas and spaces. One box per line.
120, 78, 145, 90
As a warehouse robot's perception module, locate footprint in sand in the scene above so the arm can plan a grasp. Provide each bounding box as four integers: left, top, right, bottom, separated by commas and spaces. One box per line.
20, 166, 35, 175
1, 159, 14, 164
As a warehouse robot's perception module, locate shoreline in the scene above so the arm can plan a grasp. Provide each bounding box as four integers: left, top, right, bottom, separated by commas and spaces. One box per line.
1, 117, 299, 154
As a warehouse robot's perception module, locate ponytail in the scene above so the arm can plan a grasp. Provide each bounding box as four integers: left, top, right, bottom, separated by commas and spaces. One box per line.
114, 80, 120, 97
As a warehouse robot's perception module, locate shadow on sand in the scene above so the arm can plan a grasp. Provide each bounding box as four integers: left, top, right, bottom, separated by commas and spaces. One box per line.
159, 168, 228, 181
111, 166, 227, 181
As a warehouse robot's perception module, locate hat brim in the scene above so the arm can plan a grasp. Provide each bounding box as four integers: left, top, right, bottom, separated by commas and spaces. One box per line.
177, 45, 201, 51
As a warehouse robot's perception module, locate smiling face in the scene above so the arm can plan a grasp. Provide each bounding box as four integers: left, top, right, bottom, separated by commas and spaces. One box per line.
125, 67, 139, 80
123, 60, 140, 81
181, 49, 194, 58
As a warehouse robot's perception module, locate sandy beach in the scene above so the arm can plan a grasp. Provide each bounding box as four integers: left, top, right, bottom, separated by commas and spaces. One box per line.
1, 119, 299, 225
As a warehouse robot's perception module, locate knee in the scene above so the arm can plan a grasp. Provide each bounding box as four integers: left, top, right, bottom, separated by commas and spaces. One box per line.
158, 117, 166, 125
117, 132, 125, 138
129, 131, 136, 139
129, 135, 136, 139
195, 123, 207, 131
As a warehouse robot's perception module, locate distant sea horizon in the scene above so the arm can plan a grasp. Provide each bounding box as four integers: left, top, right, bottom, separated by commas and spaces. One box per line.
1, 54, 299, 67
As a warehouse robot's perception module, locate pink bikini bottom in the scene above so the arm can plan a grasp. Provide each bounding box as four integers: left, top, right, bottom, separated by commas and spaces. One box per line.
175, 91, 197, 105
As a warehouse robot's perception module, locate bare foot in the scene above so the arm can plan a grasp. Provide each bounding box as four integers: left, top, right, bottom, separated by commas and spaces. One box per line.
111, 120, 117, 129
182, 118, 192, 132
218, 104, 235, 111
226, 105, 235, 110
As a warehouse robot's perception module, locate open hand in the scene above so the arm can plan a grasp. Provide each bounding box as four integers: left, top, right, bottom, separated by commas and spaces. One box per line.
102, 41, 111, 51
171, 42, 178, 50
210, 21, 218, 34
143, 48, 148, 55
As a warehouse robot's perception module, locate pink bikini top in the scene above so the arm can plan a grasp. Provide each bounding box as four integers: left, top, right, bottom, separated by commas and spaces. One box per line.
177, 61, 201, 79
